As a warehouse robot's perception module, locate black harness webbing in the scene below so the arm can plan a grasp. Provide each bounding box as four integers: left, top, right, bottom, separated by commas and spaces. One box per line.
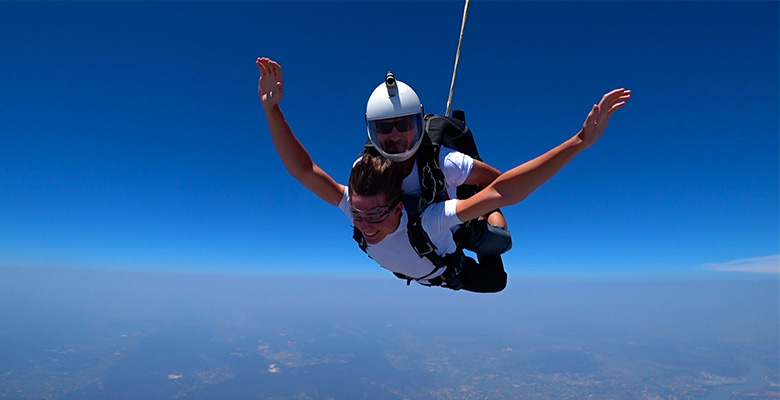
352, 225, 368, 253
352, 208, 466, 289
415, 135, 447, 207
406, 213, 440, 264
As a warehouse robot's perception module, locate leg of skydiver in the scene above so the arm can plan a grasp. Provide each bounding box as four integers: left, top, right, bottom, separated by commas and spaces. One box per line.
463, 209, 513, 256
486, 208, 506, 228
455, 254, 507, 293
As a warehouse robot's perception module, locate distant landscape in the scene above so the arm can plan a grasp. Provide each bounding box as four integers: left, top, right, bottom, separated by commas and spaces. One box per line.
1, 267, 777, 399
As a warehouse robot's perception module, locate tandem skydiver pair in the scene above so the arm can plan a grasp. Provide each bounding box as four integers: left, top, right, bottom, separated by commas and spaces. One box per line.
256, 57, 630, 293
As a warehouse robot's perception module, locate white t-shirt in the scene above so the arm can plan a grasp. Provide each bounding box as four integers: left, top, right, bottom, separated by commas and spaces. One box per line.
354, 147, 475, 200
339, 189, 463, 285
401, 146, 474, 200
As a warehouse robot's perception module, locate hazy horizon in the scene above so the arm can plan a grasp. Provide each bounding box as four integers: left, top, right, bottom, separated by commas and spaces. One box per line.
2, 266, 778, 399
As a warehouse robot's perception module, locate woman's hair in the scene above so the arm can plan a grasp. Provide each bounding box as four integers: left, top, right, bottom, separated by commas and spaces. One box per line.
348, 153, 404, 207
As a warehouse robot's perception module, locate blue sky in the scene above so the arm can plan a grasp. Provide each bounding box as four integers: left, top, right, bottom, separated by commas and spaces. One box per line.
1, 1, 778, 279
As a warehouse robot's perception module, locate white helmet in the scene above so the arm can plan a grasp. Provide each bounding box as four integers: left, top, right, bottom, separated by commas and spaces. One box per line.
365, 72, 424, 162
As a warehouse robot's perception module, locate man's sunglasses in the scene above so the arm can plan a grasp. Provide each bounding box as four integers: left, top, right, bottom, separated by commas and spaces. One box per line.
372, 116, 417, 135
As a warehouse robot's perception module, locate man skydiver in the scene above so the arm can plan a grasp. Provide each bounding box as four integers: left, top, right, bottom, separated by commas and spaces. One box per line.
256, 57, 631, 292
361, 70, 512, 257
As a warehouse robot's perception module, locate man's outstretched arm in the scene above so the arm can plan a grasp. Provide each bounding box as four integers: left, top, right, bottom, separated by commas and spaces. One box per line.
463, 160, 501, 190
257, 57, 345, 206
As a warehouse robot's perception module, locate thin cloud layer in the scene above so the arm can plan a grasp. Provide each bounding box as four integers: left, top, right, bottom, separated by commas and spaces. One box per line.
703, 255, 780, 274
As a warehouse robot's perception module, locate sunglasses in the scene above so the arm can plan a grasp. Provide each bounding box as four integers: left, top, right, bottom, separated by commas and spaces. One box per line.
372, 116, 417, 135
350, 202, 398, 224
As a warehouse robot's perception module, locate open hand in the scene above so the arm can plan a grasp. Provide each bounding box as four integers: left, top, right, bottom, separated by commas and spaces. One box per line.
257, 57, 283, 110
580, 88, 631, 147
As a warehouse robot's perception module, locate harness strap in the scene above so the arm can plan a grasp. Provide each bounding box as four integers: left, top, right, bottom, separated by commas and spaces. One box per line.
352, 212, 465, 290
424, 253, 465, 290
352, 226, 368, 253
416, 135, 447, 207
406, 212, 464, 290
406, 213, 444, 267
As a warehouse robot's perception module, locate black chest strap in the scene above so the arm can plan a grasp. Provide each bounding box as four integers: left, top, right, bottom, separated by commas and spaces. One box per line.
415, 139, 447, 207
351, 210, 460, 287
406, 212, 444, 268
352, 225, 368, 253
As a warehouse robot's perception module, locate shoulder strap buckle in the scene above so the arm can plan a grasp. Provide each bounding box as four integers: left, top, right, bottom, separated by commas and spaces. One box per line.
406, 213, 445, 267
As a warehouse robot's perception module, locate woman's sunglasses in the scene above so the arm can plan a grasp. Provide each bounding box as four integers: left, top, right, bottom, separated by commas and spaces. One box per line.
350, 201, 399, 223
